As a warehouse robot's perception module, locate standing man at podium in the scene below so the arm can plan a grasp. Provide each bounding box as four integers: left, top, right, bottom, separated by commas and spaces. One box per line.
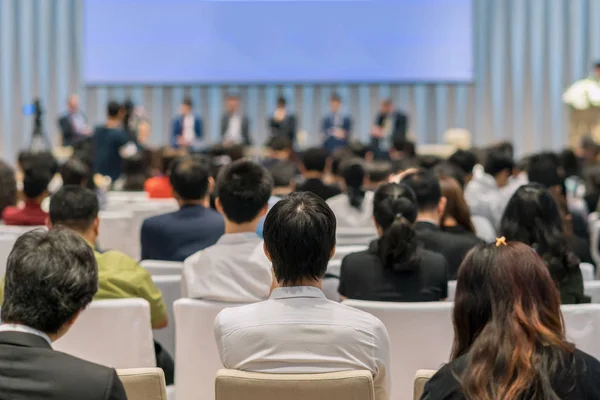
563, 62, 600, 147
322, 93, 352, 153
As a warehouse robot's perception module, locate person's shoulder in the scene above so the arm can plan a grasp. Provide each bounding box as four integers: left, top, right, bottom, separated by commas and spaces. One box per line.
574, 348, 600, 372
420, 249, 447, 266
97, 249, 144, 272
143, 209, 180, 227
342, 249, 377, 273
214, 301, 265, 331
49, 350, 118, 388
326, 193, 345, 205
421, 356, 465, 399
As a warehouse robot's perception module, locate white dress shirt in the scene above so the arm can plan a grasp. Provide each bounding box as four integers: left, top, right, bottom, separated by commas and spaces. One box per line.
182, 114, 195, 143
183, 232, 272, 302
224, 114, 243, 144
326, 191, 375, 229
214, 286, 391, 400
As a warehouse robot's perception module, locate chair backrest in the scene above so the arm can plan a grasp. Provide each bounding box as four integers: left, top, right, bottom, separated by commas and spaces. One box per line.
174, 298, 248, 400
413, 370, 436, 400
54, 299, 156, 368
151, 274, 182, 358
447, 280, 457, 301
215, 369, 375, 400
140, 260, 184, 276
343, 300, 454, 400
561, 304, 600, 360
0, 234, 17, 277
580, 263, 595, 282
336, 228, 378, 246
327, 259, 342, 277
322, 277, 340, 302
98, 211, 135, 257
107, 191, 150, 202
584, 280, 600, 303
117, 368, 167, 400
332, 245, 369, 261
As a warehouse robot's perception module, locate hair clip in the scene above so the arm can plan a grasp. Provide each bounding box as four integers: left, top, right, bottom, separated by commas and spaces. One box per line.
495, 236, 507, 247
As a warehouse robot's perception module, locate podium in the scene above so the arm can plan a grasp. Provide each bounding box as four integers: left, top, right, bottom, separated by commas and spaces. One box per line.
568, 107, 600, 148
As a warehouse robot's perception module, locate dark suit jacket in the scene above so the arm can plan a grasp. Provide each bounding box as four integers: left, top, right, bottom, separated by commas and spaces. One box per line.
414, 221, 482, 279
295, 178, 341, 201
374, 110, 408, 142
322, 114, 352, 138
268, 114, 297, 143
220, 114, 251, 145
171, 115, 203, 148
0, 331, 127, 400
58, 113, 86, 147
141, 204, 225, 262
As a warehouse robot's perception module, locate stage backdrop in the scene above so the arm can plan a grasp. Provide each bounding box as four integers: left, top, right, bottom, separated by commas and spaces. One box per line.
1, 0, 600, 162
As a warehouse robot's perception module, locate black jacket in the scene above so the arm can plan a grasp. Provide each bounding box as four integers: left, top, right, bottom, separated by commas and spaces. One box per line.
0, 331, 127, 400
220, 114, 251, 145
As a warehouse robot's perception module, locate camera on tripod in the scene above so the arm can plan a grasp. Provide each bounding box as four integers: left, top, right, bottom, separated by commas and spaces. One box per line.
23, 98, 49, 151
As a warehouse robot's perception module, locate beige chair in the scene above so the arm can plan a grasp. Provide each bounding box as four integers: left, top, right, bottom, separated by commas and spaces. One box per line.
117, 368, 167, 400
215, 369, 375, 400
413, 370, 436, 400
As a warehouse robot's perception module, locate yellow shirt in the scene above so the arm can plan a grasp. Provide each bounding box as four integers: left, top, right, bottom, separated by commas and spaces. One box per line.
0, 248, 167, 328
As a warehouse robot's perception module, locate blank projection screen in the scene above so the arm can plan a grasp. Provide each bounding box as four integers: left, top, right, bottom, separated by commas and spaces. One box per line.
83, 0, 473, 84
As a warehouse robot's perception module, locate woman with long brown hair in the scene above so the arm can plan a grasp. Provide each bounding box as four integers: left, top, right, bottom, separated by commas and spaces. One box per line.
421, 241, 600, 399
438, 175, 475, 234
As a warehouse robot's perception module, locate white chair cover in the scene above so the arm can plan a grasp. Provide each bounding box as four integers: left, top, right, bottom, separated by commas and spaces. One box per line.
140, 260, 184, 276
584, 281, 600, 303
580, 263, 595, 282
447, 281, 457, 301
98, 211, 135, 257
54, 299, 156, 369
336, 228, 378, 247
0, 234, 17, 278
152, 275, 182, 358
174, 298, 247, 400
343, 300, 454, 400
327, 259, 342, 277
561, 304, 600, 360
107, 191, 150, 202
332, 245, 368, 262
322, 278, 340, 302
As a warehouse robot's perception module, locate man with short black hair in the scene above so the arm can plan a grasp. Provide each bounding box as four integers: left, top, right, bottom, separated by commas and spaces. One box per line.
171, 97, 203, 150
2, 161, 51, 226
93, 100, 133, 182
214, 192, 391, 400
184, 160, 273, 302
448, 149, 478, 184
365, 161, 392, 190
296, 147, 341, 200
141, 156, 224, 262
322, 93, 352, 153
402, 170, 481, 279
0, 229, 127, 399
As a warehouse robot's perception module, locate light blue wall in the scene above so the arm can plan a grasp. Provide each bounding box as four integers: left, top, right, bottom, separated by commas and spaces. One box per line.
1, 0, 600, 162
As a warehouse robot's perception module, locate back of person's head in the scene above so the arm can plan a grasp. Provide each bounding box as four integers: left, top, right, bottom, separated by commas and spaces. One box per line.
391, 157, 419, 175
107, 100, 121, 118
366, 161, 392, 187
122, 153, 150, 191
331, 147, 353, 177
417, 155, 442, 171
401, 170, 442, 213
484, 148, 514, 177
263, 192, 336, 285
266, 136, 293, 154
227, 144, 246, 162
341, 158, 366, 210
301, 147, 328, 173
50, 185, 99, 233
170, 156, 210, 202
432, 162, 466, 188
277, 96, 286, 108
527, 153, 563, 189
453, 242, 573, 400
439, 175, 475, 233
19, 151, 58, 176
373, 183, 420, 271
391, 138, 416, 157
1, 228, 97, 335
0, 160, 16, 214
268, 161, 296, 190
500, 184, 580, 284
560, 149, 581, 178
216, 160, 273, 223
23, 167, 51, 200
60, 157, 90, 186
347, 141, 369, 159
448, 149, 478, 176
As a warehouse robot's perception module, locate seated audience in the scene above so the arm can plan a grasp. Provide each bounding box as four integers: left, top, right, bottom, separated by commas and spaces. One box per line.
339, 183, 448, 302
0, 160, 17, 217
448, 149, 478, 184
60, 157, 90, 186
560, 148, 583, 196
432, 162, 466, 188
262, 136, 294, 170
214, 192, 391, 400
422, 242, 600, 399
500, 184, 588, 304
402, 171, 481, 279
113, 153, 150, 191
184, 160, 273, 302
327, 159, 375, 229
144, 147, 179, 199
365, 161, 392, 190
3, 165, 51, 226
141, 156, 224, 262
296, 147, 341, 201
256, 161, 296, 237
0, 229, 126, 399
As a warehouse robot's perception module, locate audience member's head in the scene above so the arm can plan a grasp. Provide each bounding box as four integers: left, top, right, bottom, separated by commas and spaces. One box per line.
263, 192, 336, 286
0, 161, 17, 215
341, 158, 366, 210
389, 138, 416, 159
500, 183, 579, 285
330, 93, 341, 113
60, 157, 90, 186
560, 148, 581, 178
373, 183, 420, 271
121, 153, 150, 191
265, 136, 293, 161
417, 155, 442, 171
18, 151, 58, 176
484, 148, 514, 187
107, 100, 122, 120
276, 96, 287, 109
432, 162, 466, 188
267, 161, 296, 197
300, 147, 329, 177
1, 229, 97, 340
448, 149, 478, 183
23, 167, 51, 203
438, 175, 475, 234
157, 147, 181, 176
527, 153, 563, 191
330, 147, 353, 179
181, 96, 193, 115
452, 242, 573, 399
169, 156, 211, 205
401, 170, 446, 221
365, 161, 392, 190
580, 136, 600, 165
347, 141, 370, 160
225, 93, 240, 114
49, 186, 100, 243
216, 160, 273, 226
